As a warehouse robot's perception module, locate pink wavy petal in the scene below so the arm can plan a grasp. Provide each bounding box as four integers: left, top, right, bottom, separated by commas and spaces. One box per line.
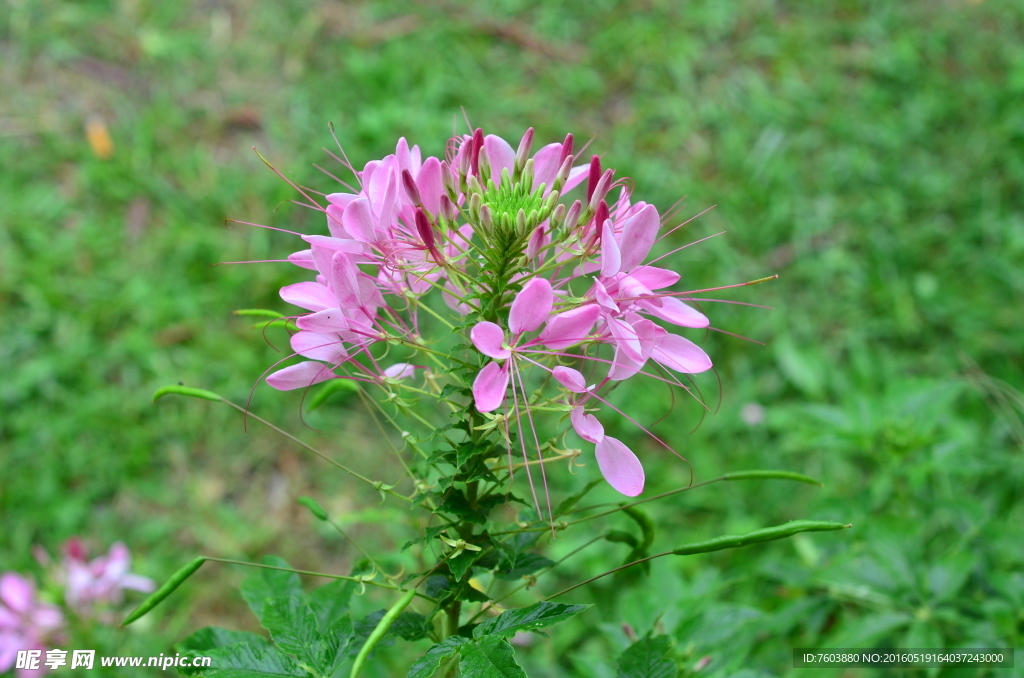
595, 437, 645, 496
484, 135, 515, 178
652, 334, 713, 373
617, 204, 660, 272
287, 249, 317, 270
384, 363, 417, 380
531, 142, 562, 191
472, 361, 509, 413
629, 266, 680, 290
470, 322, 511, 359
266, 361, 335, 391
296, 308, 350, 333
291, 331, 348, 363
536, 304, 601, 349
553, 366, 588, 393
600, 219, 621, 277
638, 297, 710, 328
608, 344, 646, 381
0, 573, 34, 614
570, 406, 604, 443
330, 251, 364, 309
280, 282, 336, 312
509, 278, 554, 335
415, 156, 443, 215
342, 197, 377, 243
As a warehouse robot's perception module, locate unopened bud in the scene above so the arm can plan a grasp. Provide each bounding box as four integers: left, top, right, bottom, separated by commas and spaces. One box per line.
553, 154, 574, 192
521, 158, 535, 192
586, 155, 602, 202
516, 209, 527, 235
499, 166, 512, 192
415, 208, 435, 250
480, 204, 494, 233
588, 168, 615, 213
564, 200, 582, 233
550, 202, 566, 229
468, 193, 482, 222
478, 146, 492, 184
467, 174, 483, 196
527, 224, 548, 262
514, 127, 534, 179
559, 133, 574, 165
440, 161, 457, 199
590, 200, 610, 247
401, 169, 421, 206
458, 140, 472, 180
543, 189, 561, 214
470, 127, 484, 177
439, 194, 456, 223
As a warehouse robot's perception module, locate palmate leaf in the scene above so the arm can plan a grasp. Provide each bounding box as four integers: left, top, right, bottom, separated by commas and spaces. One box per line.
177, 627, 271, 653
184, 643, 309, 678
406, 636, 469, 678
240, 556, 305, 621
616, 635, 678, 678
459, 636, 527, 678
473, 601, 590, 639
261, 596, 352, 677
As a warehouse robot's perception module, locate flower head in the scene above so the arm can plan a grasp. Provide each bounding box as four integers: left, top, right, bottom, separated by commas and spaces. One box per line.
58, 540, 155, 615
252, 127, 740, 501
0, 573, 64, 677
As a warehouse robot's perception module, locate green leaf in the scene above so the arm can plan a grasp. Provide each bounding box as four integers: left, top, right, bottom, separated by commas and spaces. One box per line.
319, 614, 355, 677
306, 379, 359, 411
406, 636, 470, 678
458, 636, 527, 678
261, 596, 332, 676
152, 385, 222, 403
122, 556, 206, 625
390, 611, 432, 641
240, 556, 304, 621
177, 626, 270, 653
185, 642, 309, 677
616, 635, 678, 678
493, 552, 554, 581
449, 548, 484, 581
555, 479, 603, 516
297, 496, 329, 521
473, 601, 589, 639
307, 579, 356, 632
402, 525, 451, 552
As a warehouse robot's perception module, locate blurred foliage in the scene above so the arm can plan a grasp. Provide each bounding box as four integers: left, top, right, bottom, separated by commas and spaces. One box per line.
1, 0, 1022, 675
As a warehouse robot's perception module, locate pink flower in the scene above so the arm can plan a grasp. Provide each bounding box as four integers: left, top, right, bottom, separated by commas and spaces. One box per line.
59, 540, 154, 614
245, 127, 749, 500
0, 573, 64, 677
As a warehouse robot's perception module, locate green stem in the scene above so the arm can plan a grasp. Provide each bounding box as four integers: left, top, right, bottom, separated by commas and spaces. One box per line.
349, 589, 417, 678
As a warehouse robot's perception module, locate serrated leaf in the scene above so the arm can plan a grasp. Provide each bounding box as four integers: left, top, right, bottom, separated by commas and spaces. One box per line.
308, 579, 355, 631
493, 552, 554, 581
453, 580, 491, 603
473, 601, 589, 639
425, 574, 452, 601
616, 635, 678, 678
459, 636, 527, 678
449, 548, 484, 581
261, 596, 328, 675
240, 556, 304, 621
406, 636, 469, 678
176, 627, 270, 653
390, 611, 432, 641
402, 525, 451, 552
181, 643, 308, 677
319, 614, 355, 676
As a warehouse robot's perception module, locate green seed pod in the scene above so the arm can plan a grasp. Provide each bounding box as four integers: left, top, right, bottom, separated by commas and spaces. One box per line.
349, 589, 417, 678
672, 520, 849, 557
122, 557, 206, 626
722, 470, 823, 486
298, 496, 329, 521
152, 385, 222, 403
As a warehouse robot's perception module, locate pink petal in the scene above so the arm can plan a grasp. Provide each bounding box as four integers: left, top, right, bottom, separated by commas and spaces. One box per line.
652, 334, 713, 373
326, 204, 350, 239
117, 574, 155, 593
608, 318, 643, 362
288, 249, 317, 270
607, 344, 646, 381
526, 225, 549, 264
484, 135, 515, 178
617, 204, 660, 272
626, 266, 680, 290
296, 308, 350, 333
600, 220, 621, 277
342, 197, 377, 243
266, 361, 335, 391
536, 304, 601, 349
638, 297, 710, 328
0, 573, 34, 614
472, 361, 509, 413
593, 279, 618, 313
442, 281, 471, 315
383, 363, 417, 380
416, 156, 443, 215
570, 406, 604, 443
595, 437, 645, 496
470, 322, 511, 359
326, 192, 359, 209
301, 234, 365, 254
330, 251, 364, 309
509, 278, 554, 335
531, 142, 562, 191
280, 282, 336, 312
553, 366, 588, 393
291, 331, 348, 363
563, 164, 589, 194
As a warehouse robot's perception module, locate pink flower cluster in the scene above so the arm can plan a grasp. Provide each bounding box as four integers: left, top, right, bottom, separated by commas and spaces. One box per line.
264, 128, 717, 498
0, 541, 153, 676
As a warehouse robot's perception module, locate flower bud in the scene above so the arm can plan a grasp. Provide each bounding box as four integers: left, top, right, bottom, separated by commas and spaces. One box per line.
440, 160, 457, 200
470, 127, 484, 177
564, 200, 582, 234
516, 208, 528, 236
514, 127, 534, 179
543, 189, 561, 215
499, 166, 512, 192
550, 202, 566, 229
480, 204, 494, 233
521, 158, 535, 192
415, 208, 435, 250
468, 193, 482, 222
588, 168, 615, 213
478, 146, 492, 184
439, 193, 456, 223
586, 155, 602, 202
467, 174, 483, 196
559, 133, 574, 165
553, 154, 574, 192
402, 169, 422, 206
458, 139, 472, 180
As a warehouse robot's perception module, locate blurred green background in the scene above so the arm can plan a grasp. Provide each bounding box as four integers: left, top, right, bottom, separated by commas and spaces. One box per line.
2, 0, 1023, 675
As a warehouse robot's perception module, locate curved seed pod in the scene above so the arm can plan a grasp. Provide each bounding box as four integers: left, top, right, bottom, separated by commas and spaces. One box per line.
297, 496, 329, 521
349, 588, 417, 678
672, 520, 849, 556
152, 385, 222, 403
722, 470, 823, 487
122, 557, 206, 626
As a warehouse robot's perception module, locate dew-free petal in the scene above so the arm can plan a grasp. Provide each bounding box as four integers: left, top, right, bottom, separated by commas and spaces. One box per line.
595, 436, 645, 496
280, 281, 337, 312
553, 366, 588, 393
617, 204, 660, 272
509, 278, 554, 335
652, 334, 713, 373
341, 197, 377, 243
470, 322, 512, 359
266, 361, 335, 391
571, 406, 604, 443
638, 297, 710, 328
536, 304, 601, 349
472, 361, 509, 413
600, 220, 621, 277
291, 331, 348, 363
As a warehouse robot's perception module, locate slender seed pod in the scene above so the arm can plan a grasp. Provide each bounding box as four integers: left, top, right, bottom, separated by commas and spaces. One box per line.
297, 496, 329, 521
672, 520, 850, 556
722, 470, 823, 486
349, 589, 417, 678
122, 557, 207, 626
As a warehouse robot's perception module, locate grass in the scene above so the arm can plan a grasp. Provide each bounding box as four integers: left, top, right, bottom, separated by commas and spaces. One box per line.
2, 0, 1022, 675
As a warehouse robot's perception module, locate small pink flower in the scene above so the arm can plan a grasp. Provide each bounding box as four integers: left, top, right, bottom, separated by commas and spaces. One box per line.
60, 541, 154, 614
0, 573, 64, 677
